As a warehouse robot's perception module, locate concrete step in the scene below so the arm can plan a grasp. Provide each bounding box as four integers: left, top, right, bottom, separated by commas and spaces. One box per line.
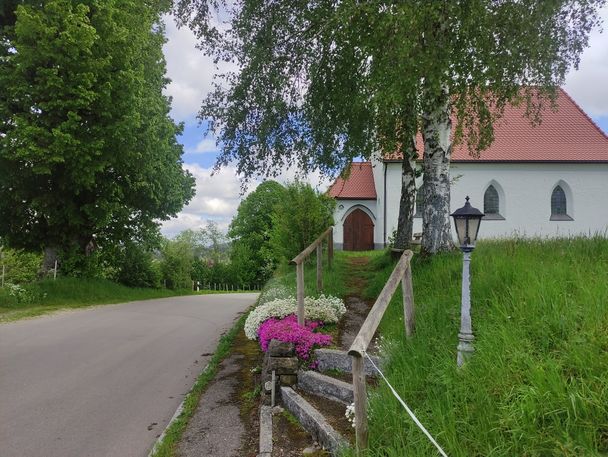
314, 348, 381, 376
298, 370, 353, 405
281, 387, 349, 455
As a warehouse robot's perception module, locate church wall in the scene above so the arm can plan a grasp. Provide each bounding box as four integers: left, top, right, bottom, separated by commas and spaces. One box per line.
382, 162, 608, 244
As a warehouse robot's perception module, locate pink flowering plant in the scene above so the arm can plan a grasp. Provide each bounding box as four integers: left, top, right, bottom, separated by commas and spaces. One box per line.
258, 314, 332, 360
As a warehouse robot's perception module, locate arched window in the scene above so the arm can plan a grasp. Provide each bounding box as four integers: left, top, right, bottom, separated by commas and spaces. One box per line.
483, 184, 504, 220
550, 185, 573, 220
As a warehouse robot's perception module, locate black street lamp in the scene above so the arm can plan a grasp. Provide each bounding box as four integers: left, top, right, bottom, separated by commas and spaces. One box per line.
450, 196, 484, 366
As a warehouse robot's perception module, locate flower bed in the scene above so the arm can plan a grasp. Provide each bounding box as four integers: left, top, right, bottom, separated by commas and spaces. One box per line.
244, 294, 346, 340
258, 315, 332, 360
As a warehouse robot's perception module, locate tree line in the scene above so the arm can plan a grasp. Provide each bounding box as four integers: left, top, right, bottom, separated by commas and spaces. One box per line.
1, 0, 195, 275
0, 181, 333, 290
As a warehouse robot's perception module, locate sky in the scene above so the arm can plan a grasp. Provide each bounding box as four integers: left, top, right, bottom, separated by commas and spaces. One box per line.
160, 6, 608, 237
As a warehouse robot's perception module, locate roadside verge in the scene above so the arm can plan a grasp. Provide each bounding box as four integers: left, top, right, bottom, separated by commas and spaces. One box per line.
148, 307, 254, 457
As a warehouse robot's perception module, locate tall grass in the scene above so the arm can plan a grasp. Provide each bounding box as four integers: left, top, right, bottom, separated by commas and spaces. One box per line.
349, 237, 608, 456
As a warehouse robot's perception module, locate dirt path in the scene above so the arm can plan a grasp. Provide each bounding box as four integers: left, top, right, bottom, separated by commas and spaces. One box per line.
338, 256, 373, 350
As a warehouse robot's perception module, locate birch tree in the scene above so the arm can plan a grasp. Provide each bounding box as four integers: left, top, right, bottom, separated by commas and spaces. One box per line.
175, 0, 604, 253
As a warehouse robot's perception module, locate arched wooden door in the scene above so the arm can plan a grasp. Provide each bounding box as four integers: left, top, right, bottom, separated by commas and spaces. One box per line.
343, 209, 374, 251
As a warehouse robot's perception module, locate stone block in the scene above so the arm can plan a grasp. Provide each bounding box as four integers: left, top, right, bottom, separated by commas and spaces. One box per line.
279, 374, 297, 386
267, 356, 298, 374
259, 406, 273, 455
297, 370, 353, 405
280, 387, 348, 454
268, 339, 295, 357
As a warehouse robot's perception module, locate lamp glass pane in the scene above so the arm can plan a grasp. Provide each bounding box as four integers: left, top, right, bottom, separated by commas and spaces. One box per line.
468, 217, 482, 246
454, 217, 467, 246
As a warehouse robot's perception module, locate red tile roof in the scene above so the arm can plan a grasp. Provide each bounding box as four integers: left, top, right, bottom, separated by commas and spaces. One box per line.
385, 88, 608, 162
328, 162, 377, 199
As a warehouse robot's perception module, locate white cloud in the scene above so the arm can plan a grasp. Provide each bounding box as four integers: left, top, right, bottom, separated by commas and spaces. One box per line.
162, 15, 236, 122
565, 5, 608, 117
161, 162, 335, 237
161, 164, 257, 237
189, 138, 219, 154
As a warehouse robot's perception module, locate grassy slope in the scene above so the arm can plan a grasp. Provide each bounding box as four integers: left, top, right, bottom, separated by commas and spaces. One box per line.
0, 278, 236, 322
352, 237, 608, 456
271, 250, 386, 299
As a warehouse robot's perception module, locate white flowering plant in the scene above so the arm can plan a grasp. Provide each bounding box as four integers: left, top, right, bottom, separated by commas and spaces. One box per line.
3, 283, 37, 304
345, 402, 356, 428
244, 294, 346, 340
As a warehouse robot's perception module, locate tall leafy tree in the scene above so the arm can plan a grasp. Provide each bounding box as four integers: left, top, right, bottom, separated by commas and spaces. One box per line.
0, 0, 195, 273
269, 181, 335, 262
228, 180, 286, 283
175, 0, 603, 254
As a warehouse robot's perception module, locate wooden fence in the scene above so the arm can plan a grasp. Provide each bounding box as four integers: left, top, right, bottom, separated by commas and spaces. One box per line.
290, 227, 334, 326
348, 249, 415, 453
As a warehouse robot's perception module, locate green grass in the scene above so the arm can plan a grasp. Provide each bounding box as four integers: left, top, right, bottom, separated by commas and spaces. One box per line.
341, 237, 608, 456
149, 309, 252, 457
0, 277, 240, 322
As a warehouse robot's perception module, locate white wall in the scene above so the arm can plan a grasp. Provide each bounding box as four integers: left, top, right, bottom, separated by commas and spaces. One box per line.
382, 162, 608, 242
332, 199, 380, 249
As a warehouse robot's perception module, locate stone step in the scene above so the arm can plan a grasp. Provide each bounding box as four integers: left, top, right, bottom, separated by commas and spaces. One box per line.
281, 387, 349, 455
314, 348, 381, 376
298, 370, 354, 405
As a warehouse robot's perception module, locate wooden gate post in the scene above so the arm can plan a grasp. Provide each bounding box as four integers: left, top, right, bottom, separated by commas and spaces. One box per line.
316, 244, 323, 291
402, 265, 415, 337
328, 228, 334, 269
352, 354, 368, 453
296, 262, 305, 325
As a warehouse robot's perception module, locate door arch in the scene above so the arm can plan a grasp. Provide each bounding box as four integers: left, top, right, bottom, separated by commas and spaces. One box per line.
343, 208, 374, 251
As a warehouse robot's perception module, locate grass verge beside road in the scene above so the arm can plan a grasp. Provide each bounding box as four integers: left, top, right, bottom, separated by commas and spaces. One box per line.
0, 277, 244, 322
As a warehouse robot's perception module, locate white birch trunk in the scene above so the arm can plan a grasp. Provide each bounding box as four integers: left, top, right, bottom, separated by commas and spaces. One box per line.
421, 84, 454, 254
393, 135, 417, 250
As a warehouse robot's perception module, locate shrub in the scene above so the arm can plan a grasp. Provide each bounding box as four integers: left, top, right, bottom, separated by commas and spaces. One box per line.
258, 314, 332, 360
269, 181, 335, 261
244, 294, 346, 340
160, 239, 193, 289
0, 248, 42, 284
116, 244, 161, 288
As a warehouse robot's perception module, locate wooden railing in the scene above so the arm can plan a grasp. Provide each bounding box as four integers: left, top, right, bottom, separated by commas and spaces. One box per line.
290, 227, 334, 325
348, 250, 415, 453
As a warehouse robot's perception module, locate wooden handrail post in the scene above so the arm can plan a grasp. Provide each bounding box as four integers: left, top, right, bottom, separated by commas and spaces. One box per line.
402, 265, 415, 338
352, 354, 368, 453
316, 244, 323, 291
296, 261, 305, 325
328, 228, 334, 269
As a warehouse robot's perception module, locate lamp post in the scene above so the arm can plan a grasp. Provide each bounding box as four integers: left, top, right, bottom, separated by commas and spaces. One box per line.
451, 196, 484, 367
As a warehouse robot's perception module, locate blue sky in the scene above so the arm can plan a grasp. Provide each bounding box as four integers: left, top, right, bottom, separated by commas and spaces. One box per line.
161, 7, 608, 237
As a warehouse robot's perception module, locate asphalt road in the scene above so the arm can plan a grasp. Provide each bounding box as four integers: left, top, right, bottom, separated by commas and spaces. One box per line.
0, 293, 258, 457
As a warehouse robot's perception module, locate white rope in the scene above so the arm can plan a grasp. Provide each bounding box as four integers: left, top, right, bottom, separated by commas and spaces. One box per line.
364, 352, 449, 457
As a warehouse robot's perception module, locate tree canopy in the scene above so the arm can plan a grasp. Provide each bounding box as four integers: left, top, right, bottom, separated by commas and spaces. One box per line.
228, 180, 286, 283
0, 0, 195, 271
175, 0, 604, 254
269, 181, 335, 262
175, 0, 604, 180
